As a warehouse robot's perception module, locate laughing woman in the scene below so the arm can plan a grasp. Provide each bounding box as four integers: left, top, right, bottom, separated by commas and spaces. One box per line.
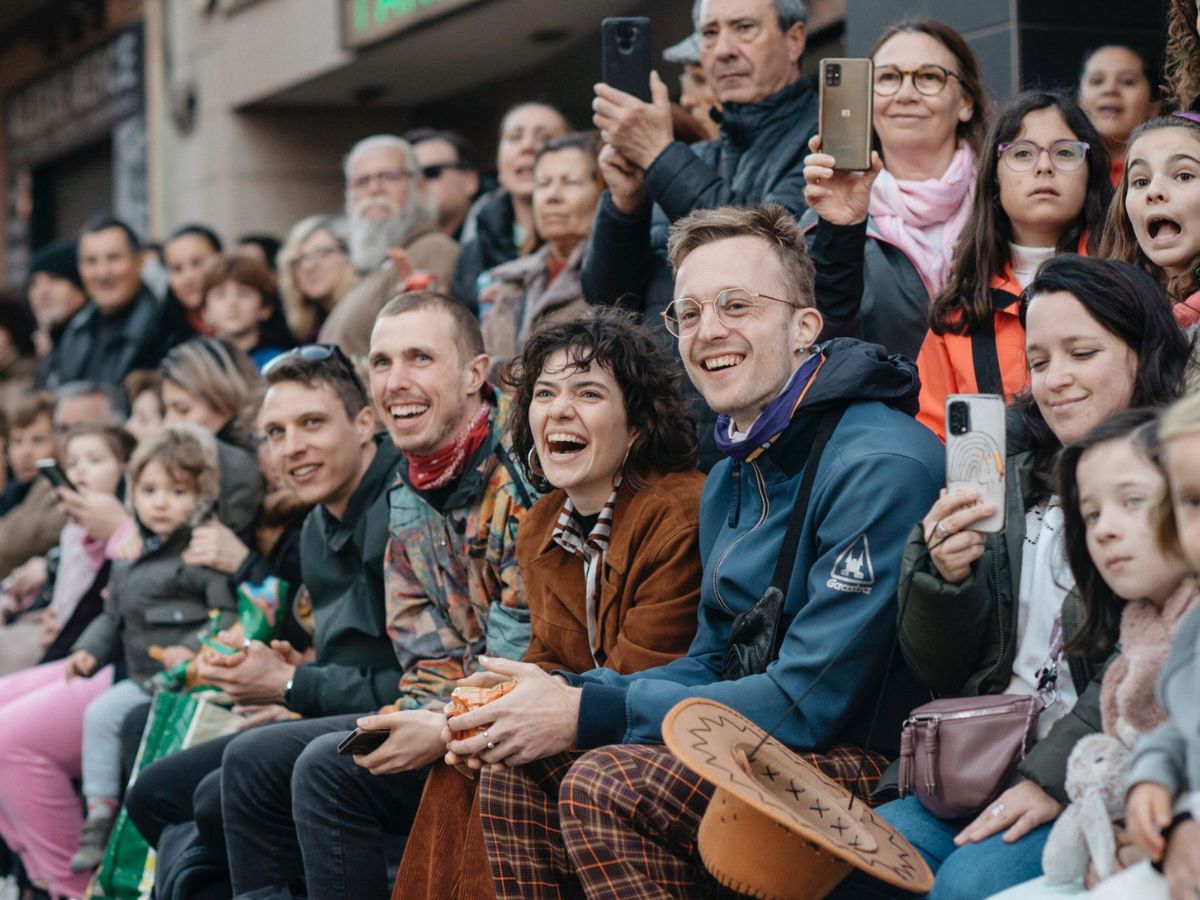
388, 307, 704, 900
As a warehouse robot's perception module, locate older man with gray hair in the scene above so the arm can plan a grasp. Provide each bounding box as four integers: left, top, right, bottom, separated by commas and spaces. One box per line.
318, 135, 460, 356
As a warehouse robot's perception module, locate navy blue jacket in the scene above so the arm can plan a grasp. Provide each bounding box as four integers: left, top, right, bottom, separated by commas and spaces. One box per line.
567, 339, 943, 751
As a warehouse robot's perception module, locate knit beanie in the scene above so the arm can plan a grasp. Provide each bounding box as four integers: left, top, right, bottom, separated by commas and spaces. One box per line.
28, 240, 83, 291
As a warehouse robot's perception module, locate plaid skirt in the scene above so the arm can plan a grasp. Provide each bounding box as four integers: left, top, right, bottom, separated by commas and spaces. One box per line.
479, 742, 886, 900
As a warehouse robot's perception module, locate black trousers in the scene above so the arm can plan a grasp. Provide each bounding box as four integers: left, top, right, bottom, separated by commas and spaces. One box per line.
126, 714, 426, 899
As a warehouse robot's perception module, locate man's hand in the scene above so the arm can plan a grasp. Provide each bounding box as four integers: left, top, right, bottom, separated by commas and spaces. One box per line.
592, 72, 674, 170
233, 703, 295, 731
954, 779, 1063, 845
65, 649, 97, 680
182, 521, 250, 575
597, 144, 648, 215
1164, 817, 1200, 900
1127, 781, 1175, 861
352, 709, 446, 776
443, 657, 581, 770
195, 639, 296, 706
56, 488, 130, 541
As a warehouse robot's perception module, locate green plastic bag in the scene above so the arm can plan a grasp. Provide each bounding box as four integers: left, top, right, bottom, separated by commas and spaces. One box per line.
86, 691, 240, 899
88, 575, 291, 897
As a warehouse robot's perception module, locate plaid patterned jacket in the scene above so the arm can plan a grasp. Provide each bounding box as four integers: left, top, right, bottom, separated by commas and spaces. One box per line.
384, 391, 537, 708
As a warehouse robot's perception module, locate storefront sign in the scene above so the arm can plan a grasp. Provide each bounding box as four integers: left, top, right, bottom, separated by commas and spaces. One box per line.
342, 0, 484, 49
5, 25, 143, 167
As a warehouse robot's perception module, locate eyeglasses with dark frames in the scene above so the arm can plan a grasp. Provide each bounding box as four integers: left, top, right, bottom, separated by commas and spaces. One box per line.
873, 64, 962, 97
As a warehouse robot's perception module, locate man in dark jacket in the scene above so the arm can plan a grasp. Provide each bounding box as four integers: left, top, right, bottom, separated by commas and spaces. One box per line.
585, 0, 817, 469
455, 204, 943, 898
123, 347, 406, 871
43, 217, 161, 388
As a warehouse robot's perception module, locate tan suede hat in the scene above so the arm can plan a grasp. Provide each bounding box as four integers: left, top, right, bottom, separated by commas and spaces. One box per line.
662, 698, 935, 900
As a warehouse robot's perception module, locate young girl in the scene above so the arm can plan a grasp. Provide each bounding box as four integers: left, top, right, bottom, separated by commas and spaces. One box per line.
1077, 45, 1161, 186
990, 409, 1199, 898
0, 424, 137, 897
1098, 115, 1200, 325
915, 91, 1112, 440
65, 424, 236, 872
1105, 390, 1200, 899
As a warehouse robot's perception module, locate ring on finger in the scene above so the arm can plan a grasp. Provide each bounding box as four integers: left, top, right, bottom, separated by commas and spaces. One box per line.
935, 520, 951, 540
991, 803, 1005, 817
487, 740, 496, 750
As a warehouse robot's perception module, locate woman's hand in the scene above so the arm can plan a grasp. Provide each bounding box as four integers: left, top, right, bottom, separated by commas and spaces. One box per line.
56, 488, 131, 541
1164, 817, 1200, 900
802, 134, 883, 226
922, 488, 995, 584
182, 521, 251, 575
954, 779, 1063, 845
443, 657, 581, 770
352, 709, 447, 776
1126, 781, 1175, 861
597, 144, 648, 215
38, 607, 60, 648
65, 649, 97, 680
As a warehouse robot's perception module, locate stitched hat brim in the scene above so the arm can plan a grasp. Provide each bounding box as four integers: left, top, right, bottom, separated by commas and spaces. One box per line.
662, 698, 935, 895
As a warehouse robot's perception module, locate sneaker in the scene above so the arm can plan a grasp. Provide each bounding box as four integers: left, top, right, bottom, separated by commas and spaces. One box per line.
68, 815, 113, 873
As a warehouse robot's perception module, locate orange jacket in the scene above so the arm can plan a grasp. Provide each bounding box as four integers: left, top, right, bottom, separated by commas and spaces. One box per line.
916, 268, 1029, 441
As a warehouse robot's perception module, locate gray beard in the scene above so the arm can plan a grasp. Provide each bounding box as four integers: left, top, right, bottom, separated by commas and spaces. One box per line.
347, 196, 438, 271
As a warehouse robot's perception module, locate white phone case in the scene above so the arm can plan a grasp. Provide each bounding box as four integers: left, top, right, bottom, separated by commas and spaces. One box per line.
945, 394, 1006, 533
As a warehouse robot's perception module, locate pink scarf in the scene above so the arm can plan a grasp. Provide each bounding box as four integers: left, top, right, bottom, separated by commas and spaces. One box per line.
868, 142, 977, 298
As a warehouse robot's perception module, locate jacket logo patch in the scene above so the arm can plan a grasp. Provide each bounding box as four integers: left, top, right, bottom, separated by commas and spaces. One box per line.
827, 534, 874, 594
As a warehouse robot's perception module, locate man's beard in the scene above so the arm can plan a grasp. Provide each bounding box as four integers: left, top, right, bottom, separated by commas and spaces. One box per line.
347, 195, 436, 271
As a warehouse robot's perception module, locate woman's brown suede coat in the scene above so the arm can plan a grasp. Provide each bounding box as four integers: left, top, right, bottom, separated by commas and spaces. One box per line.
394, 469, 704, 900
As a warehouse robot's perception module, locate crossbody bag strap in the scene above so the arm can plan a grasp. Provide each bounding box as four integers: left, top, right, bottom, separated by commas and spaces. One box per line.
970, 304, 1005, 397
769, 405, 847, 594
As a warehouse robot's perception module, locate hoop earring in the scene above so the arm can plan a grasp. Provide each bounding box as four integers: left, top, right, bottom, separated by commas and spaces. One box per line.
527, 447, 546, 480
612, 441, 634, 489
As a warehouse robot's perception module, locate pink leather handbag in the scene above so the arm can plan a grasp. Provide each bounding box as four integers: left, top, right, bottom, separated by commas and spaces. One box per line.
897, 693, 1042, 820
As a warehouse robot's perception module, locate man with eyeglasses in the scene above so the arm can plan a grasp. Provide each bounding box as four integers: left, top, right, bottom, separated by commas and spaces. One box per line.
462, 204, 942, 898
406, 128, 483, 241
318, 135, 461, 356
584, 0, 817, 470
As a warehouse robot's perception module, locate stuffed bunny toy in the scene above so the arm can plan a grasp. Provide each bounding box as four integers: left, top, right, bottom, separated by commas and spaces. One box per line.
1042, 733, 1131, 884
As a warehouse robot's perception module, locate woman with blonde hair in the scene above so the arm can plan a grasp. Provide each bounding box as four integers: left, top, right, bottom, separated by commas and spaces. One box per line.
158, 338, 265, 536
277, 216, 357, 343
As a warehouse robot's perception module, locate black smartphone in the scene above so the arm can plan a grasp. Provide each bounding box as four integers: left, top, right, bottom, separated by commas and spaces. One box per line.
336, 728, 388, 756
602, 17, 652, 102
36, 458, 76, 492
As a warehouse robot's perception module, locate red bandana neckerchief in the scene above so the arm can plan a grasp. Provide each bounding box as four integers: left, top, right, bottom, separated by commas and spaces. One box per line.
404, 400, 491, 491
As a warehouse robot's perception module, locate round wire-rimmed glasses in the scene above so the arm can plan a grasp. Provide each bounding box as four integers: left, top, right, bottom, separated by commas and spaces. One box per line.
996, 140, 1090, 173
873, 64, 962, 97
661, 288, 798, 338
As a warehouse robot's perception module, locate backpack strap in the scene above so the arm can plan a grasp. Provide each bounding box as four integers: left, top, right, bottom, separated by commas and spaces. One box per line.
969, 291, 1010, 396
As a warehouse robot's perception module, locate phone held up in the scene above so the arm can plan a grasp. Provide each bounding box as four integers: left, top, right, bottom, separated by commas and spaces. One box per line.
36, 457, 76, 493
945, 394, 1006, 533
818, 58, 874, 171
601, 17, 652, 102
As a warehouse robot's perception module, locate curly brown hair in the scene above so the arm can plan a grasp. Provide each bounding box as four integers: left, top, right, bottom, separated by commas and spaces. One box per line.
1098, 115, 1200, 302
504, 307, 698, 492
1165, 0, 1200, 110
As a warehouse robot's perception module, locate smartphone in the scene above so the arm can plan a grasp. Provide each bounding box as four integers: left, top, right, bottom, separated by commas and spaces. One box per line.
336, 728, 388, 756
945, 395, 1006, 533
36, 458, 76, 492
818, 58, 874, 171
602, 17, 652, 102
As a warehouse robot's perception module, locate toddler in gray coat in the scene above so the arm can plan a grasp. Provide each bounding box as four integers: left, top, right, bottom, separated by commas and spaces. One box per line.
65, 424, 236, 872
